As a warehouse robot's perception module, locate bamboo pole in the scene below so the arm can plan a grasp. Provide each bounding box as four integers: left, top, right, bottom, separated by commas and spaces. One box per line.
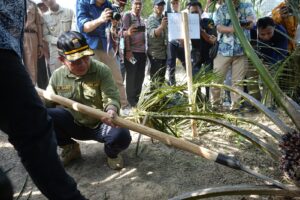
181, 12, 197, 137
37, 88, 288, 189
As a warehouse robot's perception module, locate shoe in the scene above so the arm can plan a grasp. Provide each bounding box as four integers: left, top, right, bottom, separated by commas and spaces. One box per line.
120, 105, 132, 116
60, 142, 81, 166
222, 101, 231, 107
107, 154, 124, 170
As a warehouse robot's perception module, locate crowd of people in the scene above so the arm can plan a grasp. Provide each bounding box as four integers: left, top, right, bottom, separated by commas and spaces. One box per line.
25, 0, 299, 114
1, 0, 299, 199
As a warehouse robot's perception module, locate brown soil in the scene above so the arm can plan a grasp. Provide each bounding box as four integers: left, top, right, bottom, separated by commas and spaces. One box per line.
0, 111, 291, 200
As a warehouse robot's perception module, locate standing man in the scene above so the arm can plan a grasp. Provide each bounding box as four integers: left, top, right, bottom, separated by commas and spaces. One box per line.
76, 0, 129, 110
123, 0, 147, 107
0, 1, 86, 199
166, 0, 186, 86
272, 0, 298, 53
46, 31, 131, 170
211, 0, 255, 111
23, 0, 44, 85
42, 0, 75, 73
187, 0, 217, 100
147, 0, 168, 88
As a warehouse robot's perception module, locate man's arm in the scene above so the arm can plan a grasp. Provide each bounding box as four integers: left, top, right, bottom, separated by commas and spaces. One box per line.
45, 75, 58, 107
99, 64, 121, 112
147, 15, 167, 38
76, 1, 112, 33
216, 24, 234, 34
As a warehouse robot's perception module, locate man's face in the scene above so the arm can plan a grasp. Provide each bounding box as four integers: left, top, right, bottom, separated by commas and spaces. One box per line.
154, 3, 165, 15
41, 0, 56, 8
37, 3, 48, 13
258, 26, 275, 41
132, 0, 142, 14
62, 56, 91, 76
189, 5, 202, 15
114, 0, 126, 11
171, 0, 180, 12
96, 0, 106, 6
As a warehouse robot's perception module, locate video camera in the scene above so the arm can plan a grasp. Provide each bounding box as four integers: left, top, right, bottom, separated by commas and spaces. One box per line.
112, 5, 122, 21
240, 20, 251, 27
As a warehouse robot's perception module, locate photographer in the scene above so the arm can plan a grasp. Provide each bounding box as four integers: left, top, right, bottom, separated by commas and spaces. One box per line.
272, 0, 298, 52
76, 0, 129, 111
147, 0, 168, 89
122, 0, 146, 108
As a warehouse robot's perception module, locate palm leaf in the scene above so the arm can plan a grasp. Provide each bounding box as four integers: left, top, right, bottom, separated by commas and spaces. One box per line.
208, 83, 293, 134
169, 184, 300, 200
137, 111, 280, 159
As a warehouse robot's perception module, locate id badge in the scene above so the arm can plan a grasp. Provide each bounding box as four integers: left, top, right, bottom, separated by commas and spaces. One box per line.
120, 37, 125, 50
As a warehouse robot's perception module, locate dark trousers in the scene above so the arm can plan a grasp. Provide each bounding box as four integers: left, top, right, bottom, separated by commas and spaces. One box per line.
167, 42, 185, 85
0, 49, 86, 200
124, 52, 147, 106
148, 55, 167, 89
191, 49, 213, 100
47, 108, 132, 158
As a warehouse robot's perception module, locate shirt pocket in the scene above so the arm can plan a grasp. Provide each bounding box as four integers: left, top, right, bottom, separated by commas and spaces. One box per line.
56, 85, 73, 98
48, 21, 58, 35
61, 17, 72, 32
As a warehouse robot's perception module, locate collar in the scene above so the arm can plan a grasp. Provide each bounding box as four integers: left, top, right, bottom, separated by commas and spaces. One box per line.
91, 0, 109, 8
49, 5, 63, 15
153, 12, 162, 19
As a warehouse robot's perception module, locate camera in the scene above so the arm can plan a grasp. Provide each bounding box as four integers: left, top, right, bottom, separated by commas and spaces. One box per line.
112, 5, 121, 21
136, 26, 145, 32
164, 11, 168, 18
240, 20, 250, 27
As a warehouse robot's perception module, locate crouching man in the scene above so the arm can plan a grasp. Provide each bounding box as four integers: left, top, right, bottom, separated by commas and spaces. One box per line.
46, 31, 131, 170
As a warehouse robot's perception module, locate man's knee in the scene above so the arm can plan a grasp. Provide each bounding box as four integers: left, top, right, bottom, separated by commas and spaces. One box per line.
111, 128, 131, 149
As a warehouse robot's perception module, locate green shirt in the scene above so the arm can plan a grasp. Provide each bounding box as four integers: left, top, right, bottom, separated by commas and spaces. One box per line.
147, 13, 168, 59
46, 58, 120, 128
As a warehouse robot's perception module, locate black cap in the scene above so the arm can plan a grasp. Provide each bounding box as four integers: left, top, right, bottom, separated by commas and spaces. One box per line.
57, 31, 94, 62
186, 0, 202, 8
153, 0, 165, 6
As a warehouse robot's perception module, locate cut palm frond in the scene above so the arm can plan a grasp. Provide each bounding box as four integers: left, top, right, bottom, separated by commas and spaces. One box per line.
208, 83, 293, 134
169, 184, 300, 200
136, 111, 280, 159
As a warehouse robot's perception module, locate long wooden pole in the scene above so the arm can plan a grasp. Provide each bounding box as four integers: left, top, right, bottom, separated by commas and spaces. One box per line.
36, 88, 287, 189
181, 12, 197, 137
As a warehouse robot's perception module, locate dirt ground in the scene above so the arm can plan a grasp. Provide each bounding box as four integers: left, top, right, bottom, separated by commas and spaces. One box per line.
1, 111, 289, 200
0, 67, 294, 200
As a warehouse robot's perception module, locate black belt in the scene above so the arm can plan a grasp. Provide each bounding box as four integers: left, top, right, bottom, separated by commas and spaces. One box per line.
24, 29, 37, 33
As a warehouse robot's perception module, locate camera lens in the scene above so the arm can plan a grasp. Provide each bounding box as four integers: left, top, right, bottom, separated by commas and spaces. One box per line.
112, 12, 121, 21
